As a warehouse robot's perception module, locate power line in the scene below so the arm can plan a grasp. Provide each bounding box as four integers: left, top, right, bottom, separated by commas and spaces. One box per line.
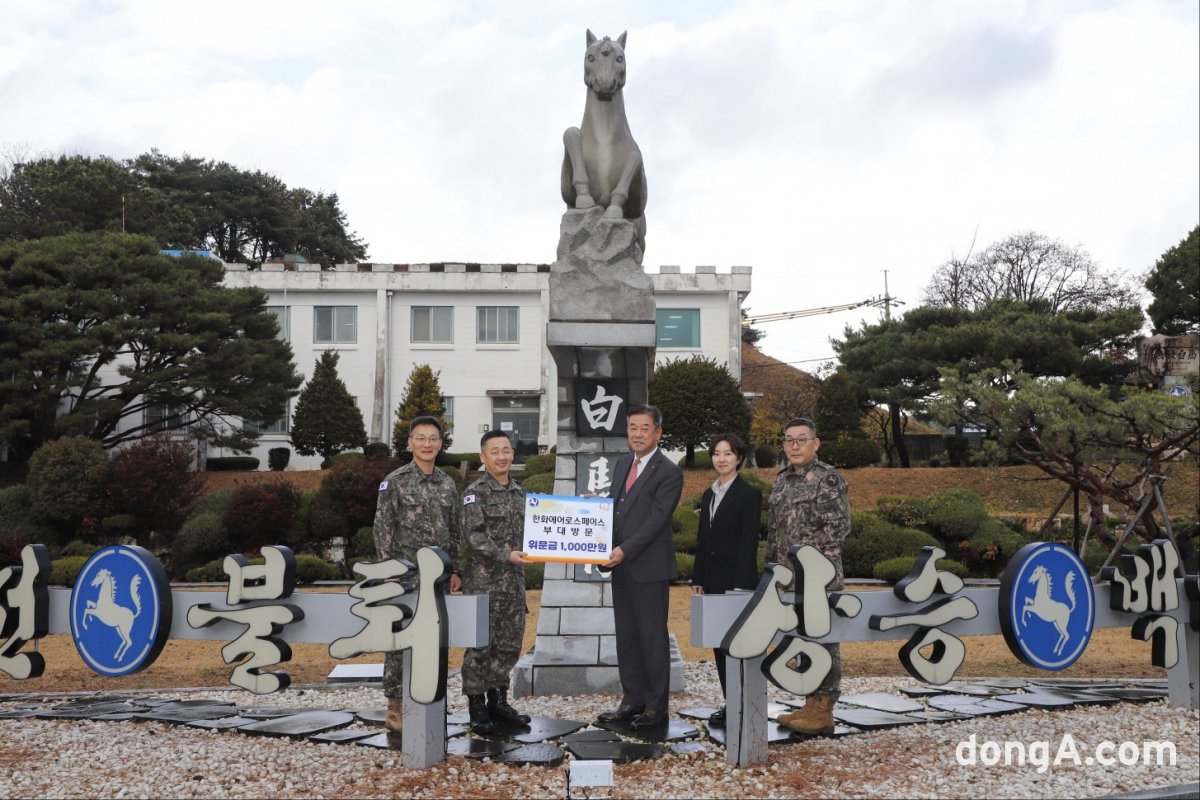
743, 356, 835, 370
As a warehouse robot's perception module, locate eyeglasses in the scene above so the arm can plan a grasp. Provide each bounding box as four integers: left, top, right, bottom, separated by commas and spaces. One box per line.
410, 436, 442, 445
783, 437, 814, 447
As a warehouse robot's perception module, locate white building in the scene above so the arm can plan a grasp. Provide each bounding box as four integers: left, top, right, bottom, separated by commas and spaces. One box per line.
209, 261, 751, 469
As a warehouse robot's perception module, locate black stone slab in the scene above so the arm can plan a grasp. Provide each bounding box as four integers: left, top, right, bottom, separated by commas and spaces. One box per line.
973, 678, 1030, 689
1028, 689, 1119, 706
356, 732, 401, 750
560, 728, 623, 744
508, 716, 589, 744
154, 699, 238, 710
677, 706, 720, 721
1028, 678, 1126, 690
495, 743, 566, 767
136, 705, 241, 724
704, 721, 796, 746
567, 741, 662, 763
355, 707, 387, 725
996, 692, 1077, 709
924, 682, 1002, 697
671, 741, 711, 756
187, 716, 257, 731
1087, 687, 1168, 702
33, 701, 147, 719
832, 707, 923, 730
837, 693, 925, 714
241, 705, 313, 720
447, 738, 517, 758
904, 710, 970, 723
309, 728, 379, 745
898, 685, 945, 698
788, 724, 860, 739
0, 710, 34, 719
768, 701, 803, 715
595, 716, 698, 743
925, 695, 1026, 716
239, 710, 356, 738
93, 713, 142, 722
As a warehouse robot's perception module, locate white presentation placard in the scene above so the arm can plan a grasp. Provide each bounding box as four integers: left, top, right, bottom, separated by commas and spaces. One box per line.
522, 494, 613, 565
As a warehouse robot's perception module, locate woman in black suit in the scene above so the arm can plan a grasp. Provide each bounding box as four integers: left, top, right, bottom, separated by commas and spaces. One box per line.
690, 432, 762, 724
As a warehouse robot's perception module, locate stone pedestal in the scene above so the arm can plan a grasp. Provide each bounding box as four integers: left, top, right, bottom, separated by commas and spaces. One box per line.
512, 207, 685, 697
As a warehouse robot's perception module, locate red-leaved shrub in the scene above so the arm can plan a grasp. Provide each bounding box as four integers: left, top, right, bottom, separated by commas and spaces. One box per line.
108, 434, 206, 545
224, 480, 302, 553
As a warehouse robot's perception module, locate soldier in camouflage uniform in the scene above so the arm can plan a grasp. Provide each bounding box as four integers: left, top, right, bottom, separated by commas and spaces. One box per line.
767, 417, 850, 736
460, 429, 531, 733
373, 415, 462, 733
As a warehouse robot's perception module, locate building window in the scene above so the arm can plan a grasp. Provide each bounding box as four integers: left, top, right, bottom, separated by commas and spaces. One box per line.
266, 306, 290, 341
314, 306, 356, 344
245, 404, 289, 434
656, 309, 700, 348
412, 306, 454, 343
145, 403, 190, 433
477, 306, 519, 343
445, 396, 454, 424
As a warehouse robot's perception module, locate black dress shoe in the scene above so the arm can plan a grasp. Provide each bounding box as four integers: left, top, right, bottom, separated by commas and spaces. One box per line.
709, 705, 726, 726
597, 703, 644, 723
629, 710, 669, 729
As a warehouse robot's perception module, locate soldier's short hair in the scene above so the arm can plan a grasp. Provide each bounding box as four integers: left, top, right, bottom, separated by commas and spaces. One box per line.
708, 432, 748, 469
480, 429, 513, 449
409, 416, 443, 437
784, 417, 817, 437
628, 404, 663, 428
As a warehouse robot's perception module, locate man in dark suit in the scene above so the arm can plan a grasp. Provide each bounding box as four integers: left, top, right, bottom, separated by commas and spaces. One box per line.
596, 404, 684, 729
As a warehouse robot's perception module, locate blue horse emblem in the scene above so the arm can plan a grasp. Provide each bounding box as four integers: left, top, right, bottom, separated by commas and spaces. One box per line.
999, 542, 1094, 670
69, 545, 172, 677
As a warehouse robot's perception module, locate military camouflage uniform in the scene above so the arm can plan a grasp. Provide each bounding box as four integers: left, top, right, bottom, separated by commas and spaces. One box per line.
767, 458, 850, 699
373, 460, 462, 699
460, 472, 527, 696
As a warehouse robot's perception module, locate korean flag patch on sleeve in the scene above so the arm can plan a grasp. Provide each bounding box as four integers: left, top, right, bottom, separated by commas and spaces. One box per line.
463, 494, 476, 506
378, 480, 389, 492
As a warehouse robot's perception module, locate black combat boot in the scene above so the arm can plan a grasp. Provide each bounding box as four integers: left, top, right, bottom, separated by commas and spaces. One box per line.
467, 694, 496, 734
486, 687, 531, 725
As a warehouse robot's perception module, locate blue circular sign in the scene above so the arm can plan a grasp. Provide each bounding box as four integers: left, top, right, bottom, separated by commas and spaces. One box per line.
69, 545, 172, 677
999, 542, 1095, 670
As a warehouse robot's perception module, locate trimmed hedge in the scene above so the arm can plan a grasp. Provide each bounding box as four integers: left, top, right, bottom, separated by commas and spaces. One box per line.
521, 472, 554, 494
874, 555, 968, 583
843, 513, 940, 579
677, 452, 713, 470
522, 453, 556, 476
206, 456, 261, 472
675, 552, 695, 581
754, 444, 777, 468
268, 447, 291, 471
875, 495, 927, 528
923, 487, 989, 541
50, 556, 89, 587
295, 554, 342, 583
817, 436, 881, 469
524, 561, 545, 590
62, 539, 101, 557
172, 512, 230, 576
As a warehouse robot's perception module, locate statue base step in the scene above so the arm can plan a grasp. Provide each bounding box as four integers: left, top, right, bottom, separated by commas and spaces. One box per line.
511, 634, 685, 697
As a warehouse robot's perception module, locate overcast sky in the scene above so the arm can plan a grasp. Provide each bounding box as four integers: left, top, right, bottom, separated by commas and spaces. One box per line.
2, 0, 1197, 370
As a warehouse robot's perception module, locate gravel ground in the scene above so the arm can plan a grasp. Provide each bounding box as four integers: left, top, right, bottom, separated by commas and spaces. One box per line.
1, 664, 1196, 799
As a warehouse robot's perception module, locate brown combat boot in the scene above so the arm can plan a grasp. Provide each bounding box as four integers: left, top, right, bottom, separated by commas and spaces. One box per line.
778, 695, 836, 735
386, 697, 403, 733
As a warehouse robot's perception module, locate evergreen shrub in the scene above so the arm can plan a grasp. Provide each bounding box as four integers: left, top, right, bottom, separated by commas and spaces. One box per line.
874, 555, 968, 583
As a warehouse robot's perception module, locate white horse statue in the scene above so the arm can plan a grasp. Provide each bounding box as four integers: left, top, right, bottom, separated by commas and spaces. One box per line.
562, 29, 648, 252
1021, 565, 1076, 656
82, 568, 143, 661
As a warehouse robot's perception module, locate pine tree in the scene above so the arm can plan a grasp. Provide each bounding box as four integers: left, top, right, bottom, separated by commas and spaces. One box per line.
290, 350, 366, 468
391, 363, 453, 456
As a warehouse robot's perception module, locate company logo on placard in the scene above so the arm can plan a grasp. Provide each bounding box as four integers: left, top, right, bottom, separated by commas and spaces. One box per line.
69, 545, 172, 677
999, 542, 1095, 670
